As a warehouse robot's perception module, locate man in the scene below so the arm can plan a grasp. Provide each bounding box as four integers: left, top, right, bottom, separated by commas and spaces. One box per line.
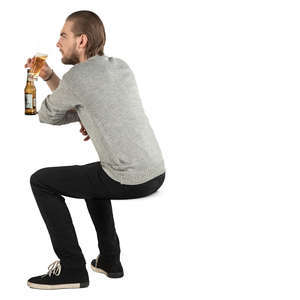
24, 10, 166, 290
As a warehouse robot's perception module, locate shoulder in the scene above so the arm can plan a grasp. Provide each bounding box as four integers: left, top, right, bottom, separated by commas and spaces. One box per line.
109, 56, 132, 70
62, 55, 133, 84
61, 62, 90, 86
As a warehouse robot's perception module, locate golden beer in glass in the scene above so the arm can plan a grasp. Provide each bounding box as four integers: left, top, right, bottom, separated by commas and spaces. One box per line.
30, 52, 48, 79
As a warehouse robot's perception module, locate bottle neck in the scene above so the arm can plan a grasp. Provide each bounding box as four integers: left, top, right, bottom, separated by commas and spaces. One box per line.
26, 73, 34, 85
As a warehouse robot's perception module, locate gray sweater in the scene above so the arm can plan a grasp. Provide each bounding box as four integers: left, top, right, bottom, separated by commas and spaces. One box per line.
38, 54, 165, 185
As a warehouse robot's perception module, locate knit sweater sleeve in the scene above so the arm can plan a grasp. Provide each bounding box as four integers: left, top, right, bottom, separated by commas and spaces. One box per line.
60, 109, 80, 124
37, 73, 80, 125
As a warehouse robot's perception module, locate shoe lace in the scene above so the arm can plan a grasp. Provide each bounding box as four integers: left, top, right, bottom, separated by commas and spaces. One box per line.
41, 260, 62, 278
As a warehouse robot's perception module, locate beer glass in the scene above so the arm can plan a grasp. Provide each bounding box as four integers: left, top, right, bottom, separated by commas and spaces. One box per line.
29, 52, 48, 80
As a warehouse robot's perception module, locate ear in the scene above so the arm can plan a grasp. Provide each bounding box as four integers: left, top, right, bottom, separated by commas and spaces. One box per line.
79, 34, 88, 48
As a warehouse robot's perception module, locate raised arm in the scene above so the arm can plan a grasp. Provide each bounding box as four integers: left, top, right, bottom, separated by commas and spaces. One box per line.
44, 70, 61, 92
25, 57, 80, 125
25, 57, 60, 92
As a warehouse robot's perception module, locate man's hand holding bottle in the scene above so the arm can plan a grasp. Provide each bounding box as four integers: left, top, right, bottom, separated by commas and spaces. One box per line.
24, 57, 90, 142
24, 57, 53, 81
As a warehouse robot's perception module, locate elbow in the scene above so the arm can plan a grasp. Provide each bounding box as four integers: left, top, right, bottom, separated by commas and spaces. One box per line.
38, 112, 63, 125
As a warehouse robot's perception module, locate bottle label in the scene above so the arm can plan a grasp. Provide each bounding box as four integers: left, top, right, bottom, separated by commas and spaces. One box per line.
25, 93, 33, 109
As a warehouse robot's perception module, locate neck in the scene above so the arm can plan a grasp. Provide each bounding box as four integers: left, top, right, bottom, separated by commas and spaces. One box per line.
79, 52, 88, 63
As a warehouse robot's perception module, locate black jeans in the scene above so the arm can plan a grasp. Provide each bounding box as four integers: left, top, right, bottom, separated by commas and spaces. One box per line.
30, 161, 165, 268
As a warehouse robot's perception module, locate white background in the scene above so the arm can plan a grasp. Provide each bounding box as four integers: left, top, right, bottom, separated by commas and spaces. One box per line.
0, 0, 299, 299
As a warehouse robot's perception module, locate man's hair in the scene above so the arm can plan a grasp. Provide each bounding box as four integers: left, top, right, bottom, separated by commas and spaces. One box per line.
66, 10, 106, 58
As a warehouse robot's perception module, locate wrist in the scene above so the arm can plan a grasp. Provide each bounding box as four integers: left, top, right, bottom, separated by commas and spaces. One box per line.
44, 69, 54, 81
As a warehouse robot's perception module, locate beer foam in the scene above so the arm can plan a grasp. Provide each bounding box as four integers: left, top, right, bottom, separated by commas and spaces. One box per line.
35, 52, 48, 58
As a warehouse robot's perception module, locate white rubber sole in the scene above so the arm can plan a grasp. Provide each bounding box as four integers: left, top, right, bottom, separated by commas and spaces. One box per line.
91, 264, 108, 275
27, 281, 88, 290
91, 263, 124, 278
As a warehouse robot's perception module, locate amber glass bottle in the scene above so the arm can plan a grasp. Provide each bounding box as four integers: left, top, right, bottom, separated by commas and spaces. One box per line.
24, 69, 36, 115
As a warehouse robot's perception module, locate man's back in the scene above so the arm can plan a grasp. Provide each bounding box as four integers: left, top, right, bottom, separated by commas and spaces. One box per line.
38, 54, 165, 185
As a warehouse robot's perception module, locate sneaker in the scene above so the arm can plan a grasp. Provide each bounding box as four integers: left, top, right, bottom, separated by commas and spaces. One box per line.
27, 260, 89, 290
91, 254, 124, 278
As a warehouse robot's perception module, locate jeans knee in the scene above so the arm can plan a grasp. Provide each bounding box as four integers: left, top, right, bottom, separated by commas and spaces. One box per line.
30, 168, 49, 186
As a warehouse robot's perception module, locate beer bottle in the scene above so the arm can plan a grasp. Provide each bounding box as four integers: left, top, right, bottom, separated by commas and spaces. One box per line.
24, 69, 37, 115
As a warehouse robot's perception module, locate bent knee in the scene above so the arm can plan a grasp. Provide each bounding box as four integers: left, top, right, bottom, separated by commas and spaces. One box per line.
30, 168, 51, 186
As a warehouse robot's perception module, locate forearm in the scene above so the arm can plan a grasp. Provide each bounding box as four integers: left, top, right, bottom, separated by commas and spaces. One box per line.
45, 71, 61, 92
46, 72, 78, 121
38, 75, 80, 125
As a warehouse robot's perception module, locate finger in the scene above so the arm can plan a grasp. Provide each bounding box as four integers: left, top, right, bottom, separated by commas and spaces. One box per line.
24, 59, 31, 68
25, 58, 33, 68
84, 136, 90, 141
